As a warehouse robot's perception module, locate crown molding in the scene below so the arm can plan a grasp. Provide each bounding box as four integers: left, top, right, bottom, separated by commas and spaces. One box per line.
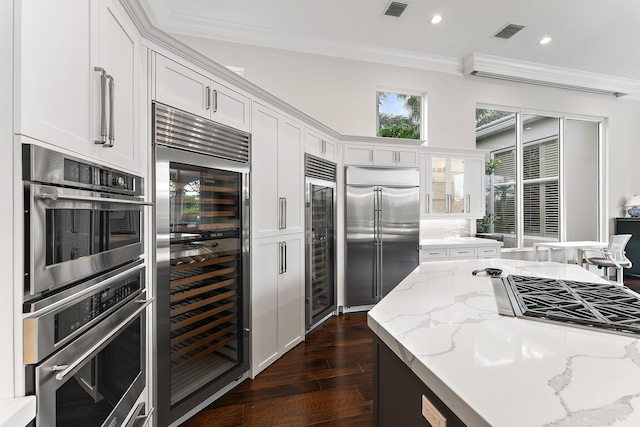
155, 11, 463, 75
464, 53, 640, 97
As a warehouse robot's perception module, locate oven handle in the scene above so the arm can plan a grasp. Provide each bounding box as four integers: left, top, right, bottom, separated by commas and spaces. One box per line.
36, 192, 152, 206
52, 298, 154, 381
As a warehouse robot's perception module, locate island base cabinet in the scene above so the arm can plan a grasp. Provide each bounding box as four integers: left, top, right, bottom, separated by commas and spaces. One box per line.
374, 336, 466, 427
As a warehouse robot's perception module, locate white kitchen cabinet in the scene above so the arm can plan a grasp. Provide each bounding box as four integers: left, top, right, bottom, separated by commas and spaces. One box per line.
419, 240, 502, 262
305, 128, 337, 162
251, 233, 304, 377
344, 142, 419, 167
14, 0, 141, 173
154, 54, 251, 133
252, 102, 304, 239
420, 150, 485, 218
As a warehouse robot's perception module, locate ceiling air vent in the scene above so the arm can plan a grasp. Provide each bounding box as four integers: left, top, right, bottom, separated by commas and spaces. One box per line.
384, 1, 408, 17
493, 23, 525, 39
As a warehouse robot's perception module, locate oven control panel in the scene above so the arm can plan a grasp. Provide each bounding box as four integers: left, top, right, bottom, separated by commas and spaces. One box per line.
55, 277, 140, 343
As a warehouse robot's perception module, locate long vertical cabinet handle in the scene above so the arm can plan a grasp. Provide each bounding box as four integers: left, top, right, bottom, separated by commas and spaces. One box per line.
278, 197, 284, 229
372, 188, 378, 299
212, 89, 218, 113
283, 197, 287, 229
446, 194, 451, 213
278, 242, 284, 274
466, 195, 470, 213
94, 67, 107, 145
425, 194, 430, 213
283, 241, 287, 273
205, 86, 211, 110
106, 75, 115, 147
377, 187, 383, 300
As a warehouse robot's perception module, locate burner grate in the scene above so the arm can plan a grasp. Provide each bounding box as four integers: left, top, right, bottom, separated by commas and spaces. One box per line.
502, 275, 640, 336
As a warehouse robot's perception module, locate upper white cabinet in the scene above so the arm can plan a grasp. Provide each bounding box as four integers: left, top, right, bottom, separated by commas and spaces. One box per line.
14, 0, 141, 173
305, 128, 337, 162
344, 141, 419, 167
251, 102, 304, 239
153, 54, 251, 133
420, 149, 485, 218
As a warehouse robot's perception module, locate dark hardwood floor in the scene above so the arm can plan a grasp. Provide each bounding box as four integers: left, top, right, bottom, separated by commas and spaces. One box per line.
182, 312, 373, 427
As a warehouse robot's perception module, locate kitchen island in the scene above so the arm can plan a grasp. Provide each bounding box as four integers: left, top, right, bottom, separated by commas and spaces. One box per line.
368, 259, 640, 427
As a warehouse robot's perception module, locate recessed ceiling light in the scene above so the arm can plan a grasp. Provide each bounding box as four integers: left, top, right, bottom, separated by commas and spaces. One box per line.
539, 36, 553, 45
431, 15, 442, 24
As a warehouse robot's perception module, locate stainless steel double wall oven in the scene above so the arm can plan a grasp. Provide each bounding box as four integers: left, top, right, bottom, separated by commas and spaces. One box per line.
22, 145, 152, 427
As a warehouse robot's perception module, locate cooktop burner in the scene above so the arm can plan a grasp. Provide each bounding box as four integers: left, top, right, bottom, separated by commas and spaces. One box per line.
493, 275, 640, 336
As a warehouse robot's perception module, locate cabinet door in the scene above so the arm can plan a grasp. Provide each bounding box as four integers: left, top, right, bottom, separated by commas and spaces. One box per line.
373, 146, 397, 166
429, 156, 447, 214
278, 234, 304, 352
396, 147, 419, 167
97, 0, 139, 172
250, 238, 280, 377
278, 118, 304, 235
15, 0, 95, 156
210, 81, 251, 133
449, 157, 466, 214
251, 103, 280, 239
464, 156, 485, 217
305, 129, 324, 158
322, 137, 338, 162
154, 54, 209, 119
344, 144, 374, 165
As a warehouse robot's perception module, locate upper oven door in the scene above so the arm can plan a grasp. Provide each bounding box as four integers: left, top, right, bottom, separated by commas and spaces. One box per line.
26, 183, 146, 297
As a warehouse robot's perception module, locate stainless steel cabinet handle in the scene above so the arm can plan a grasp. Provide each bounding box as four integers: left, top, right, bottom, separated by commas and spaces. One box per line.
278, 242, 284, 274
212, 89, 218, 113
106, 75, 115, 147
446, 194, 451, 213
54, 298, 154, 381
205, 86, 211, 110
425, 193, 430, 213
94, 67, 107, 145
370, 149, 373, 162
283, 241, 287, 273
466, 195, 470, 213
282, 197, 287, 229
278, 197, 284, 229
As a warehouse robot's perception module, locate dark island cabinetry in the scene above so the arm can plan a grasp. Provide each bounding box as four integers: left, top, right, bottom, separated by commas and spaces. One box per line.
374, 335, 466, 427
616, 218, 640, 278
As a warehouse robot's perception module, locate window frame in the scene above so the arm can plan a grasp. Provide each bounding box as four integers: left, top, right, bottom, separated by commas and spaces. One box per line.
375, 89, 425, 141
477, 104, 606, 250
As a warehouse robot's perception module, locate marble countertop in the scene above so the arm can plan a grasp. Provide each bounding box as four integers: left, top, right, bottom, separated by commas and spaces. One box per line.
420, 237, 503, 249
368, 259, 640, 427
0, 396, 36, 427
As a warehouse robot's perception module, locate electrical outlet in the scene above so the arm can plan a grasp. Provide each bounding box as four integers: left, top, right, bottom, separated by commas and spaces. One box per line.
422, 395, 447, 427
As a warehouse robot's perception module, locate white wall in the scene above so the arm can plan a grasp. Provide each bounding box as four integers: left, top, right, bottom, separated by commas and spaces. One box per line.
176, 35, 640, 228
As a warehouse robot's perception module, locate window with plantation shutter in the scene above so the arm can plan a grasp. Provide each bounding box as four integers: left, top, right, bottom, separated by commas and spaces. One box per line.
523, 138, 559, 238
492, 149, 516, 235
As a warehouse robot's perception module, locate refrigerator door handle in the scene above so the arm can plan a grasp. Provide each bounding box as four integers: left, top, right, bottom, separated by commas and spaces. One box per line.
377, 187, 383, 301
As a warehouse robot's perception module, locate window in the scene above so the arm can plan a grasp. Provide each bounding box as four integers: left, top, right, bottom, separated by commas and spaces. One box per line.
476, 107, 602, 249
376, 91, 422, 140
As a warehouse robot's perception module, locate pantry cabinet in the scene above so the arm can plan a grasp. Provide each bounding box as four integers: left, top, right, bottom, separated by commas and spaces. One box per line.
420, 150, 485, 218
14, 0, 141, 173
344, 141, 419, 167
153, 54, 251, 133
305, 128, 337, 163
251, 102, 304, 239
250, 231, 304, 377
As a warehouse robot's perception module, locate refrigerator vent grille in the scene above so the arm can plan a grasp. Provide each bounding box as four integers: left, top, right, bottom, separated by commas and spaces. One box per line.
154, 102, 250, 163
305, 154, 336, 181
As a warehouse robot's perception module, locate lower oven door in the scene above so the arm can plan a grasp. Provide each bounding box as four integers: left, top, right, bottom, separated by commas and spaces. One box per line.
34, 293, 151, 427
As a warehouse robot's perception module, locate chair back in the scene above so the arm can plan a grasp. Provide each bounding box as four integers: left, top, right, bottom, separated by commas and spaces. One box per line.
608, 234, 632, 264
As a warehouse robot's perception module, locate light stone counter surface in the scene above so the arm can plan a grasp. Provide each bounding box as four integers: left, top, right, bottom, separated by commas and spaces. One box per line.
420, 237, 503, 249
0, 396, 36, 427
368, 259, 640, 427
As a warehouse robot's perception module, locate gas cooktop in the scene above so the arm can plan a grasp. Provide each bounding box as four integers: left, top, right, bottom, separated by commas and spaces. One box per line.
493, 275, 640, 337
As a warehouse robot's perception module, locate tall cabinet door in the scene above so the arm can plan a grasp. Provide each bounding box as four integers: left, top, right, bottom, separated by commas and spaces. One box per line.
277, 118, 304, 235
251, 103, 280, 239
278, 234, 304, 351
97, 0, 139, 172
15, 0, 94, 154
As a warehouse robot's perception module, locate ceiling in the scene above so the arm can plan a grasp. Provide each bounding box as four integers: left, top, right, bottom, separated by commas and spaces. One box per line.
142, 0, 640, 92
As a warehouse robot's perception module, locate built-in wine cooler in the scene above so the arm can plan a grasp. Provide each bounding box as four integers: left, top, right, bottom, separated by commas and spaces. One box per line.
154, 103, 250, 425
305, 154, 337, 331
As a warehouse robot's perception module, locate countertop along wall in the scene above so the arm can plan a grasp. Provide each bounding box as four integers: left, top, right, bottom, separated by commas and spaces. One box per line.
173, 35, 640, 228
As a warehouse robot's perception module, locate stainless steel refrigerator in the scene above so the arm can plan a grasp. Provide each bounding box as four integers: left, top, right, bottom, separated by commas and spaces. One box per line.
346, 166, 420, 307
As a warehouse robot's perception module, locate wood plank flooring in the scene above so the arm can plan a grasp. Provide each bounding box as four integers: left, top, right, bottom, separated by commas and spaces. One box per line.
182, 312, 373, 427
